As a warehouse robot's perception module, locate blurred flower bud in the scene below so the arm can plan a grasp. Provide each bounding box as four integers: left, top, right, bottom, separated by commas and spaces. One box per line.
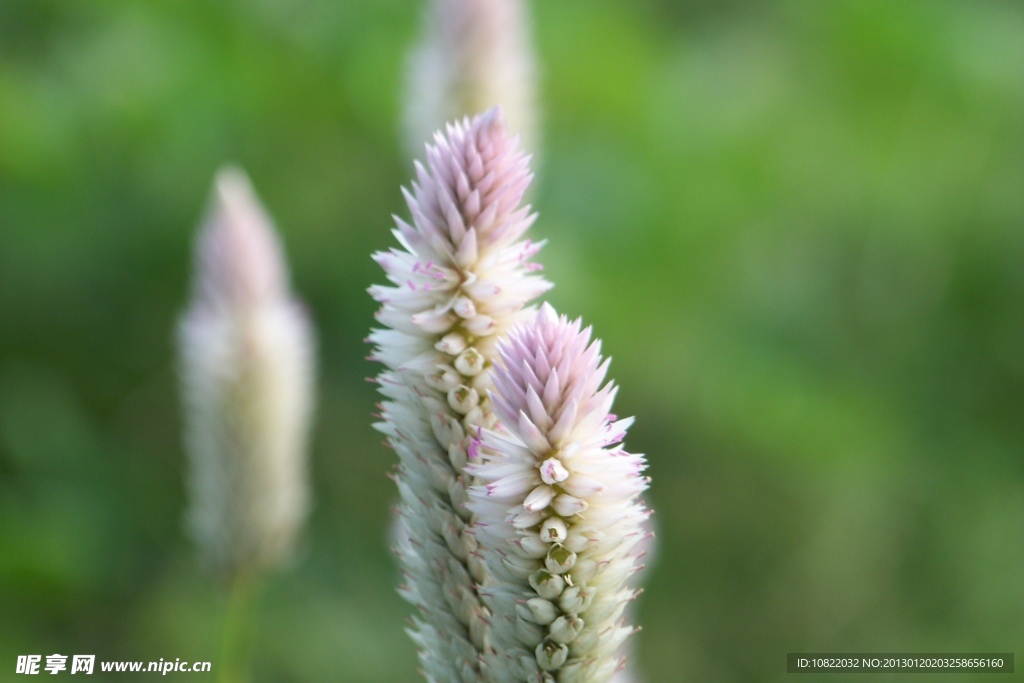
178, 167, 315, 581
403, 0, 538, 158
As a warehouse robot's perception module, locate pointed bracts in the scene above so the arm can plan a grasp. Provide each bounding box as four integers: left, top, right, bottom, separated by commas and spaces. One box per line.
468, 304, 650, 683
369, 110, 551, 682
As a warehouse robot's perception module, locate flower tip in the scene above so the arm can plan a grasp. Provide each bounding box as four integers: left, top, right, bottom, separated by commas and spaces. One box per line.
213, 164, 253, 201
193, 164, 291, 310
210, 167, 274, 235
537, 301, 559, 326
481, 105, 503, 127
475, 106, 508, 143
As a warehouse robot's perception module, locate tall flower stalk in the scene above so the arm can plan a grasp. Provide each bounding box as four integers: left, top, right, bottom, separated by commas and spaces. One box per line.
179, 168, 315, 681
368, 109, 551, 682
468, 304, 650, 683
403, 0, 537, 158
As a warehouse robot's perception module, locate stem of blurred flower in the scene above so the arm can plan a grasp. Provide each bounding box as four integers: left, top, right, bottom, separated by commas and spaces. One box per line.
218, 574, 262, 683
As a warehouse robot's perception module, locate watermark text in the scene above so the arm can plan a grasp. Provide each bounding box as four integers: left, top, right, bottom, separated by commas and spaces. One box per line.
16, 655, 211, 675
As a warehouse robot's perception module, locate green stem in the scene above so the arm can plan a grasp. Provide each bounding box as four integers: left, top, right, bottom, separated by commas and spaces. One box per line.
218, 573, 262, 683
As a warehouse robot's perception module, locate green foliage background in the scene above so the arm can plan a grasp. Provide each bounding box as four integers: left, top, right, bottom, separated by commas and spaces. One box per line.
1, 0, 1022, 680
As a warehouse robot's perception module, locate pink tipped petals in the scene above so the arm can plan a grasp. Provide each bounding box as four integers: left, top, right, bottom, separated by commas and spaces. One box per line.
368, 110, 551, 683
467, 304, 650, 681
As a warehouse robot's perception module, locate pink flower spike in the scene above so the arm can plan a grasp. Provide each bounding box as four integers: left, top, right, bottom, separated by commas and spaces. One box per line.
467, 304, 651, 680
368, 110, 550, 682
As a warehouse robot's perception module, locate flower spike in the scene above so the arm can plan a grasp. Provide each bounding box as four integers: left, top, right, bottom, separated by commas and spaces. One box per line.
469, 304, 650, 683
369, 109, 551, 682
178, 167, 315, 580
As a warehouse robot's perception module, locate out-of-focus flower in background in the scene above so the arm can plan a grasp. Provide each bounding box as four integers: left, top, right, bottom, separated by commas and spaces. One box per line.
178, 167, 316, 582
403, 0, 538, 159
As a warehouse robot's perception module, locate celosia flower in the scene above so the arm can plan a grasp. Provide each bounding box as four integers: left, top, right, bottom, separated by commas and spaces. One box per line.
368, 109, 551, 682
468, 304, 650, 683
403, 0, 537, 158
178, 167, 315, 580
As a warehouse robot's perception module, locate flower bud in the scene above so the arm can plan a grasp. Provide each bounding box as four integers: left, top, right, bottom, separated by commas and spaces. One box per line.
517, 532, 550, 559
447, 384, 479, 414
539, 457, 569, 485
453, 296, 477, 319
516, 597, 557, 625
523, 485, 555, 512
464, 314, 496, 336
540, 517, 568, 544
454, 347, 485, 376
549, 615, 584, 645
558, 585, 595, 614
435, 332, 468, 355
536, 639, 568, 671
425, 364, 461, 392
545, 545, 577, 575
551, 493, 588, 517
529, 570, 566, 601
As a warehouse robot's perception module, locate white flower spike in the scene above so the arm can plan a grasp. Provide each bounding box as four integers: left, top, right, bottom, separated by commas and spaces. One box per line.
369, 109, 551, 682
469, 304, 650, 683
404, 0, 537, 158
179, 167, 315, 580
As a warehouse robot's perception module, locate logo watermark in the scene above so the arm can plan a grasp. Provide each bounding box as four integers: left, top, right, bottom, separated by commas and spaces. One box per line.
16, 655, 211, 675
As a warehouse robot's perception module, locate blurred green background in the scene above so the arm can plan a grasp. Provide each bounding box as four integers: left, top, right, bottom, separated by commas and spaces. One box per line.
1, 0, 1022, 680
